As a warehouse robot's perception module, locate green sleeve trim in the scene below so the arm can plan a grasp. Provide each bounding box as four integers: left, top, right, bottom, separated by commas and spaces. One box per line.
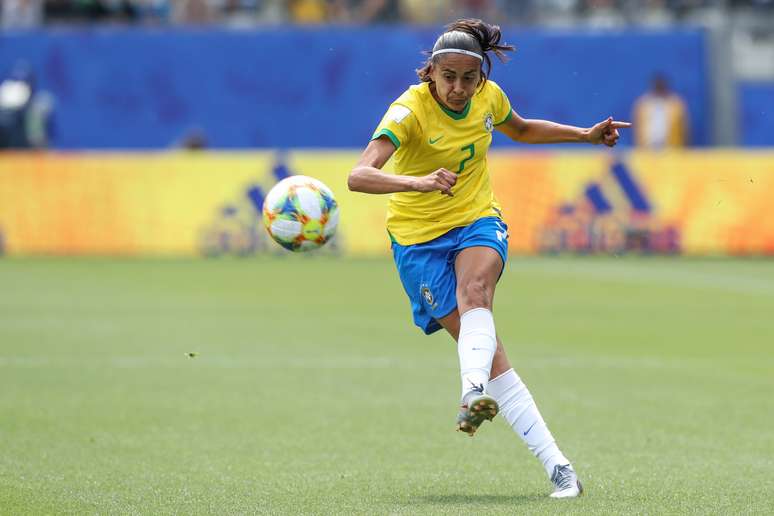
371, 128, 400, 149
494, 109, 513, 126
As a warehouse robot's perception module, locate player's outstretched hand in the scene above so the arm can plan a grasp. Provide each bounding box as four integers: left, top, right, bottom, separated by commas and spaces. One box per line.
414, 168, 457, 196
588, 117, 631, 147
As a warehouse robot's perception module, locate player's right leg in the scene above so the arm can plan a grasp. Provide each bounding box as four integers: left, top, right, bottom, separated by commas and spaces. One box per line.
453, 242, 508, 436
435, 246, 502, 437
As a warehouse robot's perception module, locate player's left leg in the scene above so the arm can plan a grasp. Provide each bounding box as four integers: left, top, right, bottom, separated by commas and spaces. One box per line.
487, 358, 582, 498
437, 246, 582, 498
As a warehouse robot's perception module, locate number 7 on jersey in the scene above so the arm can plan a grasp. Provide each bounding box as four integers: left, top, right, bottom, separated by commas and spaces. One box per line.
457, 143, 475, 173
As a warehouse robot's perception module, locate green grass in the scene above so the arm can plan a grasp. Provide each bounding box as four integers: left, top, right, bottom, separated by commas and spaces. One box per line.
1, 256, 772, 514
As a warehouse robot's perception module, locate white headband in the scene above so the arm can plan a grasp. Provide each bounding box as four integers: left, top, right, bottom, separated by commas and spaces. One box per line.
431, 48, 483, 61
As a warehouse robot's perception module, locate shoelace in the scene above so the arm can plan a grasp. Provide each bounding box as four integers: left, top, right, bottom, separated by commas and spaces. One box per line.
467, 381, 484, 394
461, 383, 485, 409
552, 465, 574, 490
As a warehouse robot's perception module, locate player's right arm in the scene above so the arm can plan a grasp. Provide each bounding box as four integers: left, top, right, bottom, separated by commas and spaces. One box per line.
348, 136, 456, 196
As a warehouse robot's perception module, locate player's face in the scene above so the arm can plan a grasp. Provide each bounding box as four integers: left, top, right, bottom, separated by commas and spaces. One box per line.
430, 54, 481, 112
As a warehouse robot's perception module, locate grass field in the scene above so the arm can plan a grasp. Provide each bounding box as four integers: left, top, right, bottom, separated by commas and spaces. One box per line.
1, 256, 773, 514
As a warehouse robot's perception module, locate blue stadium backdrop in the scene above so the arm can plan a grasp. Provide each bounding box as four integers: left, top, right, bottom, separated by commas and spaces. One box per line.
0, 27, 713, 149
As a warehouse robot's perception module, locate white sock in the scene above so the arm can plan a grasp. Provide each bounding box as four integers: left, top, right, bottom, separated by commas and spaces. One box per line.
487, 368, 570, 478
457, 308, 497, 400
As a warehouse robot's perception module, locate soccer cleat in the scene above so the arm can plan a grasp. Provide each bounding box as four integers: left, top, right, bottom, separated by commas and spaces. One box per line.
549, 464, 583, 499
455, 386, 499, 436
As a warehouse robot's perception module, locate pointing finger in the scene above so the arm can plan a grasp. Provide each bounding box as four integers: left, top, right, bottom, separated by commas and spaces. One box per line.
610, 121, 632, 129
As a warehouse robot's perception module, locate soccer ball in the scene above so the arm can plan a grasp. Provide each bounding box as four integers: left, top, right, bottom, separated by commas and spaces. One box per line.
262, 175, 339, 252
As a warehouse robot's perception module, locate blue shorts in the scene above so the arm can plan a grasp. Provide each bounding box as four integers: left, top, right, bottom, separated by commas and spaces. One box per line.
391, 217, 509, 335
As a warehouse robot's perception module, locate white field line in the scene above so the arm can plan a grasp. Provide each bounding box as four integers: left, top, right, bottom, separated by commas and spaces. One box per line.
1, 354, 769, 391
0, 353, 768, 373
507, 260, 774, 297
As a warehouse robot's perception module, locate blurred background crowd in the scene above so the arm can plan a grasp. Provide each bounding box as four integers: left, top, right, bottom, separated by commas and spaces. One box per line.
2, 0, 774, 27
1, 0, 773, 258
1, 0, 773, 151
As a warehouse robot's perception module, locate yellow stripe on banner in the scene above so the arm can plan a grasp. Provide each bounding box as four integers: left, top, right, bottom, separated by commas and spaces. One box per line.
0, 153, 277, 255
1, 151, 774, 257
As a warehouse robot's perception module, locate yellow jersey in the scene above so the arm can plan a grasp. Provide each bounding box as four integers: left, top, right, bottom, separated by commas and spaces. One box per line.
371, 80, 513, 246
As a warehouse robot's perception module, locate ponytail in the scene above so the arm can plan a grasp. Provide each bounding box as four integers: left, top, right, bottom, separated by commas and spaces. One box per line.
417, 19, 515, 84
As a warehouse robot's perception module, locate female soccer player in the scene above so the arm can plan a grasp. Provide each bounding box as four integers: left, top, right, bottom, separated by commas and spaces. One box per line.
347, 19, 629, 499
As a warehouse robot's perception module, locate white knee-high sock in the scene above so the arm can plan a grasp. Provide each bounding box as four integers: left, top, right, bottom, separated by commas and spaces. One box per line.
487, 368, 570, 478
457, 308, 497, 400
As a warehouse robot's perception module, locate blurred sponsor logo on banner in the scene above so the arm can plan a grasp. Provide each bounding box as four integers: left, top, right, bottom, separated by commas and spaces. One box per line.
0, 151, 772, 256
542, 159, 683, 255
490, 151, 774, 256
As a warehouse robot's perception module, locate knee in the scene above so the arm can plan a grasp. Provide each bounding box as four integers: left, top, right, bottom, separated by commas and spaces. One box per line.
457, 277, 492, 311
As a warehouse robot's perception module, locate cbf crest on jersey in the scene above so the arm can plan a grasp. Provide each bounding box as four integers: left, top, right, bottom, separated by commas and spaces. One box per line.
484, 112, 494, 133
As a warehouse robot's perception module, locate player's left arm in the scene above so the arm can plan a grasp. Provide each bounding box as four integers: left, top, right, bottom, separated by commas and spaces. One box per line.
496, 110, 631, 147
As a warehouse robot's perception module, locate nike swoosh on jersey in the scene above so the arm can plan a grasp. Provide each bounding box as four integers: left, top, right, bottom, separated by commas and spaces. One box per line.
428, 135, 444, 144
523, 421, 538, 436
